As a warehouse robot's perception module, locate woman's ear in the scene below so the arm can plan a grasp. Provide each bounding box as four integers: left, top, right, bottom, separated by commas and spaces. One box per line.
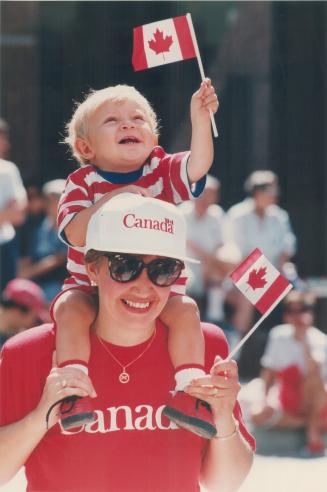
75, 137, 95, 161
85, 261, 98, 286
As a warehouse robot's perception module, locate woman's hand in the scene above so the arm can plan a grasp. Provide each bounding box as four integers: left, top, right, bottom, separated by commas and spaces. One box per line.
34, 352, 97, 429
185, 356, 240, 423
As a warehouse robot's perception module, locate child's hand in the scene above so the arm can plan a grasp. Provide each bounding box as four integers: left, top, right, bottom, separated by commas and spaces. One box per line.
190, 78, 219, 125
102, 185, 153, 204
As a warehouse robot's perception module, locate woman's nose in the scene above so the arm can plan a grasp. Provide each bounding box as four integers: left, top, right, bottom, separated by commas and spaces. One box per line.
132, 268, 153, 292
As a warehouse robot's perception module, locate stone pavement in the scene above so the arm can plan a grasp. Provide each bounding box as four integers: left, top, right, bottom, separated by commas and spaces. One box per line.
239, 454, 327, 492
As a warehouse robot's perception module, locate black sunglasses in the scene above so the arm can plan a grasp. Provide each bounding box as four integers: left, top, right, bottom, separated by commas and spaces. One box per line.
105, 254, 184, 287
285, 304, 314, 315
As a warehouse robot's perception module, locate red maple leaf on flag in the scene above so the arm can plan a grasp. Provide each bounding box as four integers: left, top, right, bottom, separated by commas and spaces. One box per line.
148, 29, 173, 55
247, 267, 267, 290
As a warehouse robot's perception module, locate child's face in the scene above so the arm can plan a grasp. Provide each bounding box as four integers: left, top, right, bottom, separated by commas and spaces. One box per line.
77, 99, 157, 172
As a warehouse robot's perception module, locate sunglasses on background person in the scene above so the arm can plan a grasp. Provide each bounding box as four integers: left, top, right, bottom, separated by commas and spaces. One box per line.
105, 253, 184, 287
285, 304, 315, 315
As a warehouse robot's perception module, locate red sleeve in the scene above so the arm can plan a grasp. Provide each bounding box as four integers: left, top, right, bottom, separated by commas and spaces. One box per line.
57, 168, 93, 244
0, 344, 12, 425
202, 322, 256, 451
153, 147, 206, 204
0, 326, 54, 426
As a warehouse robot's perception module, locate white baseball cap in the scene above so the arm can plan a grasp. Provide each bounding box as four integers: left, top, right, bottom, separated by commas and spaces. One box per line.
42, 179, 66, 197
85, 193, 198, 263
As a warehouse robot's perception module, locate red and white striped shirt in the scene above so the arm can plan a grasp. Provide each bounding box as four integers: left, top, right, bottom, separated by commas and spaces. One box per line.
57, 146, 205, 293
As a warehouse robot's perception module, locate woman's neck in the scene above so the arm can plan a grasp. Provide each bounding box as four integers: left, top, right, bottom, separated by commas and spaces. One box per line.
93, 311, 157, 346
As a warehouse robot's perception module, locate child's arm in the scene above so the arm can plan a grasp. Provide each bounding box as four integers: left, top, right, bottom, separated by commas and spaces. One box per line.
187, 78, 219, 184
64, 185, 151, 247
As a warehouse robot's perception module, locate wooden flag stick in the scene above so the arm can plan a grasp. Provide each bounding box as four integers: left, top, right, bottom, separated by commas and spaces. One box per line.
226, 283, 293, 361
226, 312, 269, 362
186, 13, 218, 138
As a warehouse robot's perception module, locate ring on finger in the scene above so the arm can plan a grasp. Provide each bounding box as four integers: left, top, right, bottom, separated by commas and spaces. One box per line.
212, 387, 219, 397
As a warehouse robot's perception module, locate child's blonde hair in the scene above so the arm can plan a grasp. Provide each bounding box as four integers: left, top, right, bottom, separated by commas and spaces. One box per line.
64, 84, 159, 165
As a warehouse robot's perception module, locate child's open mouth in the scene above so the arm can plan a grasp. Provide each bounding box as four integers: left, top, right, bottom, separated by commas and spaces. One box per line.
119, 136, 141, 144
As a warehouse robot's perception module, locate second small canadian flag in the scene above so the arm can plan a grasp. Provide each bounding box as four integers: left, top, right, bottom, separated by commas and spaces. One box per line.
230, 248, 292, 315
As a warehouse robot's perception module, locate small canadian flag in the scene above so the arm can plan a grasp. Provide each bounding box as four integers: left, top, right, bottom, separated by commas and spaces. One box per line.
230, 248, 293, 315
132, 15, 196, 71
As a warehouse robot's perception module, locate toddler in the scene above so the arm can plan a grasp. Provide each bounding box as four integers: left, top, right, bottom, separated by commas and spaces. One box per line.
52, 80, 219, 438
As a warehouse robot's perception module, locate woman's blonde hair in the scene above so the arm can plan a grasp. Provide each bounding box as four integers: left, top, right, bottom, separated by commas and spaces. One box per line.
64, 85, 159, 165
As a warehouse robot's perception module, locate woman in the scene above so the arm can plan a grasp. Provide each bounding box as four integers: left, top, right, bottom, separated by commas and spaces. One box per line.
0, 193, 254, 491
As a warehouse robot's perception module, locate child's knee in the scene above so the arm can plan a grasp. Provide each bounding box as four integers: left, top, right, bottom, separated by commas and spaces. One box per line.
54, 290, 97, 323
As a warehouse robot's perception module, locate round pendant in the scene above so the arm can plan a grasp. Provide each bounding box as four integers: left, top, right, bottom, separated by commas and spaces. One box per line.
119, 372, 130, 384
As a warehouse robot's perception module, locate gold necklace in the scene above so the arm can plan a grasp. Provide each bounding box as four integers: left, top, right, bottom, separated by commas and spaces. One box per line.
96, 328, 157, 384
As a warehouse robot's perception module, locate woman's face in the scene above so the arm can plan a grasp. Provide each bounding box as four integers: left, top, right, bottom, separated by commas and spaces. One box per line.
87, 254, 171, 334
284, 302, 314, 331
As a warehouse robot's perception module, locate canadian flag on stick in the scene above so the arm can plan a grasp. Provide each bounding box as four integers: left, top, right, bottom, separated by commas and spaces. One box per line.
132, 13, 218, 138
230, 248, 292, 315
132, 15, 196, 71
227, 248, 292, 360
132, 14, 218, 137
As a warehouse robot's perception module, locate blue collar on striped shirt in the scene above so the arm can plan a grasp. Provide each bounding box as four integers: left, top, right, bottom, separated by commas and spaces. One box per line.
94, 165, 144, 184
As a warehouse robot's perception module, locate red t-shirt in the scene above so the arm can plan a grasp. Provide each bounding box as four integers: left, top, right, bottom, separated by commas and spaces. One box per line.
0, 321, 254, 492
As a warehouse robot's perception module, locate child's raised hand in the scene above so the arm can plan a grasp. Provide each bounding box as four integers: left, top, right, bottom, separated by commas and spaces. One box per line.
102, 185, 153, 204
190, 78, 219, 124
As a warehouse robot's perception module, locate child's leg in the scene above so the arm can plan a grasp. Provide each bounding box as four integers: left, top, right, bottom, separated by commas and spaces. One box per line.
52, 288, 98, 430
160, 295, 205, 390
53, 288, 97, 370
161, 295, 216, 439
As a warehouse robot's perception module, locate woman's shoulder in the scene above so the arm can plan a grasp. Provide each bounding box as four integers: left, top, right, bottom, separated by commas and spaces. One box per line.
202, 322, 229, 369
1, 323, 55, 358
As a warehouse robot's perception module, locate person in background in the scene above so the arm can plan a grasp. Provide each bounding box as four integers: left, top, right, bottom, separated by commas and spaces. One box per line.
0, 119, 27, 290
0, 119, 11, 159
17, 180, 67, 303
17, 180, 46, 262
0, 278, 49, 349
180, 175, 225, 318
225, 170, 298, 379
226, 170, 297, 333
227, 170, 296, 269
205, 243, 243, 351
250, 291, 327, 455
